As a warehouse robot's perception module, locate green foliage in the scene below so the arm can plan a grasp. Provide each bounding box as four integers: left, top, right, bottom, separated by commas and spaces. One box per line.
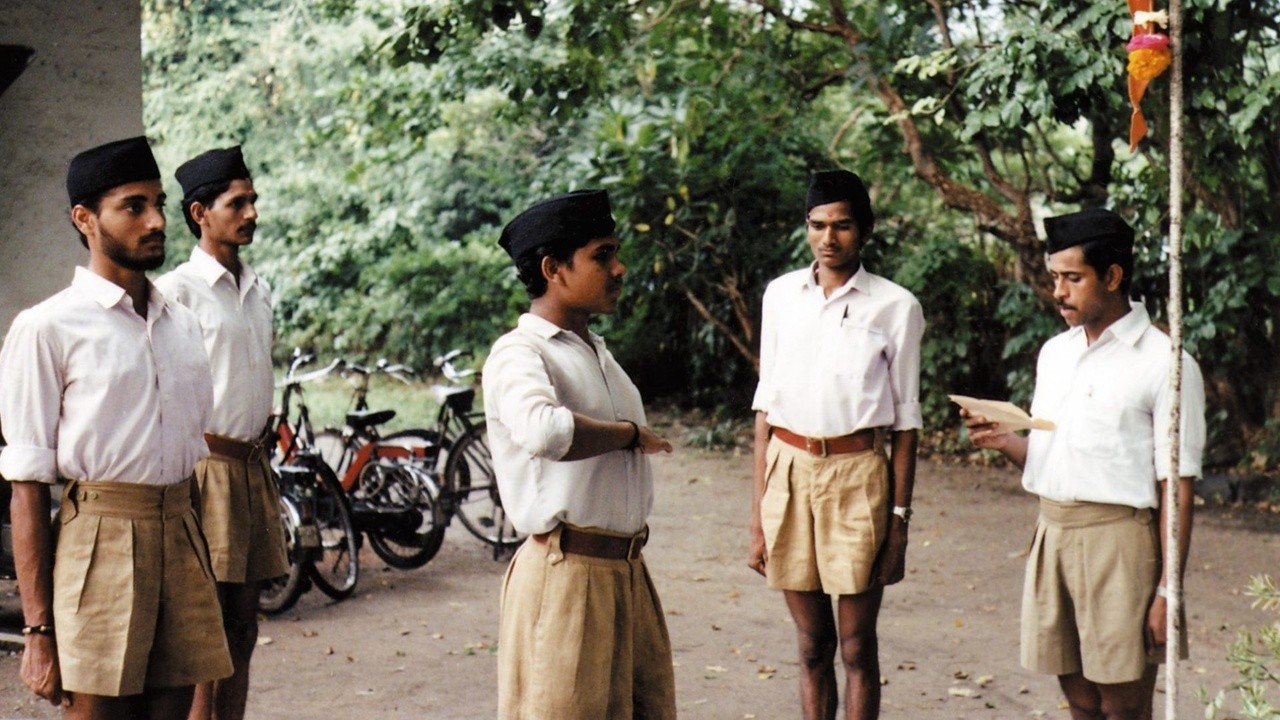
1203, 575, 1280, 720
142, 0, 1280, 459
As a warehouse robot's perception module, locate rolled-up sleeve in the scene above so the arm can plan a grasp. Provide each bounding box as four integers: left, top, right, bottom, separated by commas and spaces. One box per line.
1154, 351, 1206, 480
485, 343, 576, 460
0, 313, 63, 483
888, 298, 925, 431
750, 283, 778, 414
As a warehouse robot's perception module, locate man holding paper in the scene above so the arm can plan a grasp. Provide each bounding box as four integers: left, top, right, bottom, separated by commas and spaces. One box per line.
749, 170, 924, 719
964, 207, 1205, 720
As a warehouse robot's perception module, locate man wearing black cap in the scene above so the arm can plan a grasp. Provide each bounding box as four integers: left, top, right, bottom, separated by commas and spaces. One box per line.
155, 146, 286, 720
964, 207, 1204, 719
749, 170, 924, 719
0, 137, 232, 717
483, 189, 677, 719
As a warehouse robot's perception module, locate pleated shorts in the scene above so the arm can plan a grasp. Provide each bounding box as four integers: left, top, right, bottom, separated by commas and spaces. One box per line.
1021, 498, 1187, 684
195, 452, 289, 584
53, 479, 233, 697
759, 435, 889, 596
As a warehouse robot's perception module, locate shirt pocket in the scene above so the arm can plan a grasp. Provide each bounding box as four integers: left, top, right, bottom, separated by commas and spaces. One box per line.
1066, 398, 1128, 459
827, 323, 890, 381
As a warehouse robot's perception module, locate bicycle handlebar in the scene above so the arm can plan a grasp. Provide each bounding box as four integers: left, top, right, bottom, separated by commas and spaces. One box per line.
278, 357, 344, 388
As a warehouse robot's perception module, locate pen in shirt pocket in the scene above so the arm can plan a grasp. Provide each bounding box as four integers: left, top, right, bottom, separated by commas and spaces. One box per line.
840, 305, 848, 327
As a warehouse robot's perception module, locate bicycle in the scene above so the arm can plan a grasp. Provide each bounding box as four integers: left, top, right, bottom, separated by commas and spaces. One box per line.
258, 462, 320, 614
269, 350, 361, 604
317, 350, 522, 558
415, 350, 524, 555
312, 359, 447, 570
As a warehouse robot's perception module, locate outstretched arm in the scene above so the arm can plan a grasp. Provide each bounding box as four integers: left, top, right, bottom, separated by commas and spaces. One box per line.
561, 414, 672, 460
961, 409, 1030, 469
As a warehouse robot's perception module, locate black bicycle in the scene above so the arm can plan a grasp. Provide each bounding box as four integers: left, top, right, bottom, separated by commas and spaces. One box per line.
266, 350, 361, 608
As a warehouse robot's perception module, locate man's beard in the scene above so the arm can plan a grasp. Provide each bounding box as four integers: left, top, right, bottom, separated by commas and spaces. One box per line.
101, 227, 166, 271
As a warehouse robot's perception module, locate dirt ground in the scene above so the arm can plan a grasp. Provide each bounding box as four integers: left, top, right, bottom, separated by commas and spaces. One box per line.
0, 435, 1277, 719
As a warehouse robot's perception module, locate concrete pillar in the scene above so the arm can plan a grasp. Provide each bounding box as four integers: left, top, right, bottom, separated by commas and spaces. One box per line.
0, 0, 144, 331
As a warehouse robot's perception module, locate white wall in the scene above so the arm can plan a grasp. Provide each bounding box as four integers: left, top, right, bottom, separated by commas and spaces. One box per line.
0, 0, 144, 331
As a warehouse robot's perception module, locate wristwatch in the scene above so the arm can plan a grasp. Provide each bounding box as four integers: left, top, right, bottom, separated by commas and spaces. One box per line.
892, 505, 913, 524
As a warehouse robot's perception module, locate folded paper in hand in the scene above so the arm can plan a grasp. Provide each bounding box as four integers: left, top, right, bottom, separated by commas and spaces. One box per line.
948, 395, 1055, 432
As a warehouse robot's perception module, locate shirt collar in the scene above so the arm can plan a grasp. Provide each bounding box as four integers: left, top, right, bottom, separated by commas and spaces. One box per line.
801, 262, 869, 299
72, 266, 169, 318
517, 313, 604, 346
189, 245, 257, 289
1066, 301, 1151, 348
1106, 302, 1152, 347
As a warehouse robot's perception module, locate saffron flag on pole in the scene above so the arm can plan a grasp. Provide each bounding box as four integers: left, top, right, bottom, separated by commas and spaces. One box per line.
1126, 0, 1172, 151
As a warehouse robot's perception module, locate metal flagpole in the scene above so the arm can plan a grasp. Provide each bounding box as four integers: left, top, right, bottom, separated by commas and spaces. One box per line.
1164, 0, 1185, 715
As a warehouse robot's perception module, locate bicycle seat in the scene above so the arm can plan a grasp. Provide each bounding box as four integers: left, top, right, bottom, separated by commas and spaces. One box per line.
346, 409, 397, 430
431, 386, 476, 413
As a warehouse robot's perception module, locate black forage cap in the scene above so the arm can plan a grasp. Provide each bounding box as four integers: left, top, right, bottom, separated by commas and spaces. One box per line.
1043, 208, 1134, 254
499, 189, 617, 262
66, 136, 161, 207
175, 145, 251, 198
806, 170, 874, 236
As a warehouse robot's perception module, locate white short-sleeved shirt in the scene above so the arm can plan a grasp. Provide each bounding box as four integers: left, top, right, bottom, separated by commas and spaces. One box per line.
156, 247, 274, 441
482, 314, 654, 536
0, 267, 213, 485
1022, 303, 1206, 509
752, 264, 925, 436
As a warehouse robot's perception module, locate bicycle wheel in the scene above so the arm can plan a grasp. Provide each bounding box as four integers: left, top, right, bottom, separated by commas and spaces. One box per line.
444, 423, 524, 549
365, 463, 448, 569
259, 493, 308, 615
307, 459, 360, 600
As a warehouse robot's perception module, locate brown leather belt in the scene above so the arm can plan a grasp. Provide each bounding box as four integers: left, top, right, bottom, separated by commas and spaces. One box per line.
772, 427, 877, 457
204, 433, 267, 463
533, 525, 648, 560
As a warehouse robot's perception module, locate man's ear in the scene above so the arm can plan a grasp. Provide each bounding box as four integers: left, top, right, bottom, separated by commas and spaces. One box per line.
189, 200, 208, 228
540, 255, 561, 285
1105, 264, 1125, 293
70, 204, 96, 238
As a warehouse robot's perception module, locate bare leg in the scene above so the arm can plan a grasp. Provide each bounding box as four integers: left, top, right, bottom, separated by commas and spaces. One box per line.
190, 581, 261, 720
835, 588, 884, 720
783, 590, 839, 720
148, 685, 197, 720
1059, 664, 1158, 720
66, 686, 194, 720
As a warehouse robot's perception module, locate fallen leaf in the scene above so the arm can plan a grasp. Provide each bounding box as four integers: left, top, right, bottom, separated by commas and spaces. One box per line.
974, 675, 994, 687
953, 670, 970, 680
726, 589, 741, 600
324, 646, 334, 655
302, 629, 319, 638
953, 618, 965, 628
705, 665, 727, 673
256, 636, 273, 646
897, 661, 916, 671
1019, 686, 1029, 694
948, 687, 979, 698
711, 624, 722, 631
400, 629, 411, 636
431, 633, 444, 639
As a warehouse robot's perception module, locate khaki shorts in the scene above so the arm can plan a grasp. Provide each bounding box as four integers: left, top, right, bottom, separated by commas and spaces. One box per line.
53, 479, 233, 696
760, 436, 889, 595
1021, 498, 1188, 684
195, 452, 289, 583
498, 525, 676, 720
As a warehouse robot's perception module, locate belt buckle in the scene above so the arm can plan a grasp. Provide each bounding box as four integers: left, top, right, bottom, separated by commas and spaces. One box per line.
246, 441, 264, 464
626, 528, 648, 559
805, 436, 828, 457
